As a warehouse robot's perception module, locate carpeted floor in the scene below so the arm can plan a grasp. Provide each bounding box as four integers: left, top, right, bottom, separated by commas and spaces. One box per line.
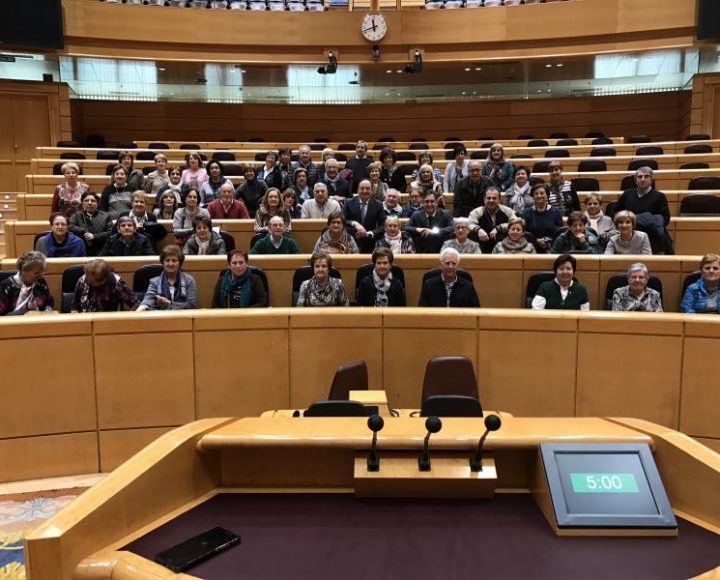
0, 495, 77, 579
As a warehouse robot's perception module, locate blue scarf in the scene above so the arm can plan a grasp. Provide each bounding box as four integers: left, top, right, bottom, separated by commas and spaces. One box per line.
219, 269, 252, 308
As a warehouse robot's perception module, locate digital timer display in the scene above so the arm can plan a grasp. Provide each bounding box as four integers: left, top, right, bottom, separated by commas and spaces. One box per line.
570, 473, 639, 493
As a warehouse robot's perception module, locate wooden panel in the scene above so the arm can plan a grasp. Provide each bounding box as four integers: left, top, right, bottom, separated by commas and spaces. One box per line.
98, 427, 175, 472
0, 432, 98, 483
680, 336, 720, 438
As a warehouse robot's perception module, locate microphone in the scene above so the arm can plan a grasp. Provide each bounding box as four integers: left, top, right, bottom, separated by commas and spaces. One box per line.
469, 414, 502, 472
366, 414, 384, 472
418, 416, 442, 472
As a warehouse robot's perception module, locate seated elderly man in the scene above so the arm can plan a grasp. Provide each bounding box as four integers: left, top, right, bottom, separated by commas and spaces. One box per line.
206, 183, 250, 220
468, 186, 516, 253
300, 182, 341, 219
249, 215, 301, 255
418, 247, 481, 308
321, 158, 351, 202
356, 247, 406, 307
611, 263, 663, 312
99, 216, 155, 256
382, 189, 404, 218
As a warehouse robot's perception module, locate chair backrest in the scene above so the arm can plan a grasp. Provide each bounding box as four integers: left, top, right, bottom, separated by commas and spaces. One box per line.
135, 151, 156, 161
335, 152, 347, 162
396, 151, 416, 161
679, 193, 720, 216
421, 268, 472, 286
635, 146, 664, 156
591, 137, 613, 145
684, 144, 713, 154
212, 151, 236, 161
604, 273, 663, 310
628, 159, 658, 172
688, 176, 720, 191
117, 142, 137, 149
570, 177, 599, 193
679, 162, 710, 170
620, 174, 637, 191
328, 360, 369, 400
686, 133, 711, 141
549, 132, 569, 139
57, 140, 81, 148
420, 356, 479, 404
303, 400, 370, 417
179, 143, 201, 150
33, 231, 50, 251
222, 162, 243, 176
85, 134, 106, 148
585, 131, 605, 139
61, 264, 87, 313
291, 265, 342, 305
545, 149, 569, 158
533, 161, 551, 174
96, 150, 120, 160
337, 143, 355, 151
627, 135, 651, 144
527, 139, 549, 148
556, 138, 578, 146
0, 270, 17, 285
421, 395, 483, 417
142, 165, 157, 176
577, 159, 607, 172
217, 266, 269, 299
525, 271, 555, 308
59, 152, 86, 160
516, 134, 534, 140
132, 264, 164, 301
408, 142, 429, 150
148, 142, 169, 149
249, 232, 267, 251
681, 271, 702, 301
218, 230, 236, 252
591, 147, 616, 157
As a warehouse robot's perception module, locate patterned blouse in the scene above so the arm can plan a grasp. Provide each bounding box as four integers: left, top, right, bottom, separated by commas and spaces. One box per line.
296, 277, 349, 307
611, 286, 663, 312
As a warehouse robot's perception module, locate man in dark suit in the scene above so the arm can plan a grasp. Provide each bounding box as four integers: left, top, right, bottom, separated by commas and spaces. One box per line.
418, 247, 481, 307
343, 179, 386, 253
403, 190, 454, 253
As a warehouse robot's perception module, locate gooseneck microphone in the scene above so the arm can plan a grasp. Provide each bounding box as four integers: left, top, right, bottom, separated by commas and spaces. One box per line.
366, 414, 385, 472
418, 416, 442, 472
469, 414, 502, 472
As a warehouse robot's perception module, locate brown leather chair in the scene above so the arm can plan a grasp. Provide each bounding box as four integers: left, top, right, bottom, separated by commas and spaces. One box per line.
328, 360, 369, 400
420, 356, 479, 404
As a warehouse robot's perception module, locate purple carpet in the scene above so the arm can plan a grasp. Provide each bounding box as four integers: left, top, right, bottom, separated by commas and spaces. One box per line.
124, 493, 720, 580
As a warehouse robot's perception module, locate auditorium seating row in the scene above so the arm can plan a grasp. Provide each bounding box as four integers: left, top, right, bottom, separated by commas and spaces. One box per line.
0, 253, 713, 311
1, 308, 719, 482
32, 153, 720, 177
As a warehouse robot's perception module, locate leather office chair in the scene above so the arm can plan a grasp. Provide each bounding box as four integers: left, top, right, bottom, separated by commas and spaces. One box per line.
420, 356, 479, 405
328, 360, 368, 400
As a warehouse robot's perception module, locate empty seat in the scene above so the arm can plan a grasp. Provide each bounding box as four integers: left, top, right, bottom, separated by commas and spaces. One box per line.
585, 131, 606, 139
377, 137, 395, 143
471, 150, 488, 160
533, 161, 551, 173
680, 162, 710, 170
408, 142, 429, 150
626, 135, 651, 144
57, 140, 81, 148
679, 193, 720, 216
96, 150, 120, 160
628, 159, 659, 172
527, 139, 549, 148
135, 151, 156, 161
59, 152, 86, 160
304, 401, 368, 417
148, 142, 170, 149
510, 154, 533, 159
212, 151, 236, 161
591, 147, 616, 157
591, 137, 613, 145
141, 165, 157, 176
179, 143, 201, 150
688, 176, 720, 191
545, 149, 569, 158
337, 143, 355, 151
570, 177, 600, 192
334, 153, 347, 162
516, 134, 534, 140
420, 356, 479, 404
577, 159, 607, 172
620, 175, 637, 190
635, 146, 664, 156
549, 132, 569, 139
61, 264, 86, 313
396, 151, 416, 161
117, 142, 138, 149
309, 144, 325, 151
686, 133, 711, 141
684, 144, 713, 154
328, 360, 369, 400
556, 138, 578, 146
85, 135, 106, 148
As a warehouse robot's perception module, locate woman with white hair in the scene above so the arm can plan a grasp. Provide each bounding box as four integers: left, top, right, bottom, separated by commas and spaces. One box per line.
611, 263, 663, 312
441, 218, 481, 254
411, 164, 443, 198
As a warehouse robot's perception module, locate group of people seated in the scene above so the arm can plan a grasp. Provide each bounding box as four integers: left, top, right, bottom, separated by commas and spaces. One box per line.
3, 243, 720, 315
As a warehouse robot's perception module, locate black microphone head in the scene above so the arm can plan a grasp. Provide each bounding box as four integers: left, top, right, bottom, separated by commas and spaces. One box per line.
425, 415, 442, 433
484, 414, 502, 431
368, 414, 385, 432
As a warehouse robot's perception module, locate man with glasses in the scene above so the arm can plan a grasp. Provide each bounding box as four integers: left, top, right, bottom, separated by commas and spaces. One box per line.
547, 161, 580, 217
403, 190, 454, 253
453, 160, 493, 217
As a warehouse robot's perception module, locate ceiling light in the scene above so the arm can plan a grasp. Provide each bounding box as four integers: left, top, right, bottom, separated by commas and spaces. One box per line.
396, 69, 403, 74
158, 67, 166, 72
556, 63, 563, 67
464, 67, 471, 72
386, 69, 392, 74
474, 67, 482, 71
545, 64, 552, 68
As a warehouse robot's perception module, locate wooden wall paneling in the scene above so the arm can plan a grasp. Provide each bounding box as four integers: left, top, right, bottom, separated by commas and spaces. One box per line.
673, 217, 720, 256
576, 315, 684, 428
381, 309, 478, 408
193, 311, 291, 418
92, 314, 196, 429
98, 427, 176, 472
477, 310, 578, 417
288, 310, 383, 407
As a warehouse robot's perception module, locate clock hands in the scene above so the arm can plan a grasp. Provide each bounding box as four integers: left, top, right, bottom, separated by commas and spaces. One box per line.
363, 19, 378, 33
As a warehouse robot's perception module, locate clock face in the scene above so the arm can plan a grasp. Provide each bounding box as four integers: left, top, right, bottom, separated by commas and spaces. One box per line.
361, 13, 387, 42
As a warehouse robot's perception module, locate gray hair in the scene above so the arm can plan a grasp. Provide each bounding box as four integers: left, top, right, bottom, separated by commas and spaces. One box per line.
627, 262, 649, 278
115, 216, 135, 228
16, 250, 46, 272
636, 166, 654, 178
440, 247, 460, 263
324, 158, 339, 169
313, 182, 328, 193
219, 182, 235, 195
454, 217, 470, 228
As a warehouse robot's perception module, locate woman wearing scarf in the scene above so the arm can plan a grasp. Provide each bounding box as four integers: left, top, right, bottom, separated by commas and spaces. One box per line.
410, 164, 444, 200
35, 213, 87, 258
356, 247, 406, 307
482, 143, 515, 192
584, 193, 615, 236
297, 251, 349, 307
71, 259, 138, 312
0, 251, 54, 315
122, 191, 166, 249
492, 217, 537, 254
374, 216, 415, 254
51, 162, 91, 217
313, 211, 359, 254
504, 166, 534, 214
69, 191, 113, 256
200, 160, 233, 204
100, 165, 133, 221
137, 245, 197, 311
254, 188, 292, 234
183, 215, 227, 255
212, 249, 268, 308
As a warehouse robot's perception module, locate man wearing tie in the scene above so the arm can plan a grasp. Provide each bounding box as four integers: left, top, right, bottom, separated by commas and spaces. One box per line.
343, 179, 386, 253
403, 191, 454, 253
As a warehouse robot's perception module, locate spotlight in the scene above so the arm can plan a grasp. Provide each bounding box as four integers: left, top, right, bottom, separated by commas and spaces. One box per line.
317, 50, 338, 75
405, 50, 423, 74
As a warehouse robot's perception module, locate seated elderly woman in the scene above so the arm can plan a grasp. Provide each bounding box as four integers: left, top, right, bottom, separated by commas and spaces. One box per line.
0, 251, 54, 315
100, 165, 134, 221
681, 253, 720, 314
137, 245, 198, 311
356, 247, 406, 307
531, 254, 590, 310
551, 211, 601, 254
374, 216, 415, 254
297, 251, 349, 307
154, 189, 178, 221
611, 263, 663, 312
173, 189, 210, 243
504, 166, 533, 215
35, 213, 87, 258
71, 259, 138, 312
69, 191, 113, 256
313, 211, 359, 254
254, 188, 292, 234
99, 216, 155, 256
183, 214, 227, 255
52, 161, 92, 217
410, 164, 444, 199
492, 217, 537, 254
212, 249, 268, 308
583, 193, 615, 236
441, 218, 481, 254
604, 210, 652, 255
